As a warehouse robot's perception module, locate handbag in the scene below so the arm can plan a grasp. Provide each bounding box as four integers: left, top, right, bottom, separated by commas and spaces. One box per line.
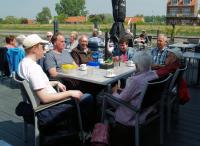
91, 123, 109, 146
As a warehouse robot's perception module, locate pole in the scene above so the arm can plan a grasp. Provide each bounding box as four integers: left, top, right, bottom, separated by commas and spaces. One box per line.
53, 19, 58, 34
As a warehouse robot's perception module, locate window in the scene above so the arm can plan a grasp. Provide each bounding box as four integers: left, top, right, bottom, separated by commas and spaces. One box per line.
172, 0, 178, 5
183, 0, 191, 5
183, 8, 191, 16
170, 7, 179, 16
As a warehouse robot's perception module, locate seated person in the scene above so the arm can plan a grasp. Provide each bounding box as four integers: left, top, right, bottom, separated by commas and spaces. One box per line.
155, 47, 183, 77
18, 34, 94, 132
151, 34, 169, 69
16, 34, 26, 50
112, 37, 136, 62
88, 28, 104, 47
44, 31, 53, 51
134, 34, 145, 44
44, 32, 77, 77
67, 31, 79, 52
111, 51, 158, 126
44, 32, 79, 89
71, 35, 94, 65
18, 34, 84, 103
141, 30, 149, 44
5, 35, 16, 49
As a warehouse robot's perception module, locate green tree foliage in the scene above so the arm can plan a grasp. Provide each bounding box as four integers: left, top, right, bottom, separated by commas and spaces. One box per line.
144, 15, 165, 24
88, 14, 113, 24
55, 14, 66, 23
55, 0, 87, 16
19, 17, 29, 24
36, 7, 52, 24
3, 16, 18, 24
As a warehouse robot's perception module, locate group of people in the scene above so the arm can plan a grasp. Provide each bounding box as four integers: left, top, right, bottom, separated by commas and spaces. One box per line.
11, 30, 186, 145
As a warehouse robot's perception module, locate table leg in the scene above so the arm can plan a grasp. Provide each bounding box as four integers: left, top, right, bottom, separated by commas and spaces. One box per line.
197, 59, 200, 85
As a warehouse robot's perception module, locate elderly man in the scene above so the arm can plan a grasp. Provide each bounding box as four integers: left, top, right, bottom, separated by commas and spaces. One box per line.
44, 31, 53, 51
44, 32, 77, 77
71, 35, 93, 65
88, 28, 104, 46
44, 32, 79, 89
155, 47, 183, 77
151, 34, 169, 69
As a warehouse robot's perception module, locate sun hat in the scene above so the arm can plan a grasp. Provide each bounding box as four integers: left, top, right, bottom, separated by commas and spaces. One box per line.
46, 31, 53, 36
23, 34, 48, 49
167, 47, 183, 59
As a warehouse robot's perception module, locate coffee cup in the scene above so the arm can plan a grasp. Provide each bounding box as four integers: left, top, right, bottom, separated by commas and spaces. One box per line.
98, 58, 104, 64
80, 64, 87, 70
127, 60, 134, 66
106, 69, 114, 77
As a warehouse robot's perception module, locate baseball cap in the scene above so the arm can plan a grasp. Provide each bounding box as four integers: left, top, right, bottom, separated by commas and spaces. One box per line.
167, 48, 183, 59
23, 34, 48, 49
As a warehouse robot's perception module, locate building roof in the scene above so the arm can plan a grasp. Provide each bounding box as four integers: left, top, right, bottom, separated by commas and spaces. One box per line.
64, 16, 86, 23
125, 17, 144, 24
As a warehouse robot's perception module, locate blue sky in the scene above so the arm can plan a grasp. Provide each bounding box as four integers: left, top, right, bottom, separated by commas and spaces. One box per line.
0, 0, 197, 19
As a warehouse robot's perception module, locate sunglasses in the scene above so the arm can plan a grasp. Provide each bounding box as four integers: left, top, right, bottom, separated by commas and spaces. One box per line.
47, 35, 52, 38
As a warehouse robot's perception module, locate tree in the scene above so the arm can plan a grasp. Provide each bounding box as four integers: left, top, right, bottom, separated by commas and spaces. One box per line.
36, 7, 52, 24
55, 0, 87, 16
4, 16, 18, 24
55, 14, 66, 23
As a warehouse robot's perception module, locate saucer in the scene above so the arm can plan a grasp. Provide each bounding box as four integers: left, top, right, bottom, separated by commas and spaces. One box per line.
127, 64, 135, 67
79, 68, 87, 71
104, 74, 116, 78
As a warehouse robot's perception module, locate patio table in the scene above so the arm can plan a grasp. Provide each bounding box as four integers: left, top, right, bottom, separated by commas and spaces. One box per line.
58, 63, 135, 91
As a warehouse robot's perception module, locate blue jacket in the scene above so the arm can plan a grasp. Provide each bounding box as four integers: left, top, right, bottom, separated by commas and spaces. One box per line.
6, 48, 25, 73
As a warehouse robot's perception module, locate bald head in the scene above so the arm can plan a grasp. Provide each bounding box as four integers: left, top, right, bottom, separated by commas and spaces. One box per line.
157, 34, 167, 50
79, 35, 88, 50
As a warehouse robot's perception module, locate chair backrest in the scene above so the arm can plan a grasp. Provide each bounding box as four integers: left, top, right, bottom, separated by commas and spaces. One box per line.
128, 38, 134, 47
168, 64, 187, 92
88, 41, 99, 51
0, 47, 10, 76
187, 38, 199, 44
195, 45, 200, 53
140, 74, 173, 110
12, 72, 39, 109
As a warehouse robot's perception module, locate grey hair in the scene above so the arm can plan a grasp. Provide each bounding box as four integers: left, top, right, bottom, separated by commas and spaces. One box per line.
158, 34, 168, 42
133, 51, 152, 72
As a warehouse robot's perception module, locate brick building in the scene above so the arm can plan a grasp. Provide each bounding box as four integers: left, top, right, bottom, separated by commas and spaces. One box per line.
166, 0, 199, 25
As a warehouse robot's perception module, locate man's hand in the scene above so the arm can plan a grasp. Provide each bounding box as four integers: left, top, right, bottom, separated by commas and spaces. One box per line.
68, 90, 83, 100
57, 82, 66, 91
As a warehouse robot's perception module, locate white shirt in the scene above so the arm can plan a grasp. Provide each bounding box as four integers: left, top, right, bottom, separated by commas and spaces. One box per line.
18, 57, 56, 94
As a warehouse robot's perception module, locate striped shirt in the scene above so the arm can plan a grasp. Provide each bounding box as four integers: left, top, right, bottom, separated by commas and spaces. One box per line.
151, 47, 168, 65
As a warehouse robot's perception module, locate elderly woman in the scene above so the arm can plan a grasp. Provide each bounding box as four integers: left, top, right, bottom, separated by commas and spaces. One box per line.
112, 51, 158, 126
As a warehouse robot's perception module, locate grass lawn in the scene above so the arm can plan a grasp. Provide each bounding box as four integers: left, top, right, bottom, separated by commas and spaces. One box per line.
0, 24, 200, 37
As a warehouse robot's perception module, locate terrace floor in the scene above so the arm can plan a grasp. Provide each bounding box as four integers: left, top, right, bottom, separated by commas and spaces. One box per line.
0, 71, 200, 146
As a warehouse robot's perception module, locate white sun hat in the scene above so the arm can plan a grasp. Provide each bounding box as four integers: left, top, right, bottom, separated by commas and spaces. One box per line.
23, 34, 48, 49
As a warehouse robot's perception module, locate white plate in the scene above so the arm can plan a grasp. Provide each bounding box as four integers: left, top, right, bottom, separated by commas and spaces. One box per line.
104, 74, 116, 78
